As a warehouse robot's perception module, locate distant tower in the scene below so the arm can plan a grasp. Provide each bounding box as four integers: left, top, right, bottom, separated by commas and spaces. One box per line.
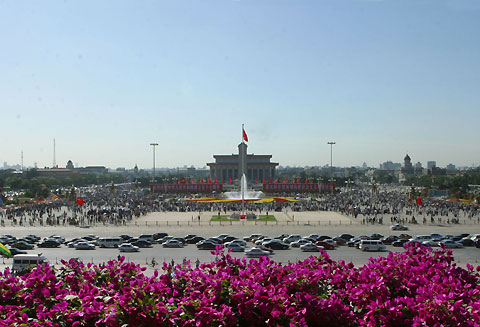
402, 154, 414, 175
133, 164, 139, 176
66, 160, 74, 169
21, 150, 24, 171
53, 138, 56, 168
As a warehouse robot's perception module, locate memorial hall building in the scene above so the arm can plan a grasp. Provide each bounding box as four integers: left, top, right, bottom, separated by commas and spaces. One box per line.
207, 143, 278, 183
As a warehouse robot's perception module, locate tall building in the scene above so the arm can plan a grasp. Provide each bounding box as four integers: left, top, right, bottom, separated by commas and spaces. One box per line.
207, 143, 278, 182
427, 161, 436, 169
402, 154, 414, 175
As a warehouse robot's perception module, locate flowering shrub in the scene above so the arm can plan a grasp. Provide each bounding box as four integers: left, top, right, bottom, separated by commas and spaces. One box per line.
0, 245, 479, 326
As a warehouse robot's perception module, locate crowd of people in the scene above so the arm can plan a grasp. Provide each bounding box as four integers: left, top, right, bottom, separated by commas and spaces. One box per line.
1, 184, 479, 227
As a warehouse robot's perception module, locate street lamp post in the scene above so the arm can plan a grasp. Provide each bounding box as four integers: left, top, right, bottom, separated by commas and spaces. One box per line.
150, 143, 158, 184
327, 142, 336, 192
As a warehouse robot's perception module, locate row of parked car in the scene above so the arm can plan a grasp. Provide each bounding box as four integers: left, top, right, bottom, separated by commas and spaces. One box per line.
3, 229, 479, 257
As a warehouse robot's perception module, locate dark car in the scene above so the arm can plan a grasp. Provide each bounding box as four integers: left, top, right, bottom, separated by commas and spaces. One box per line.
130, 240, 153, 248
317, 235, 333, 241
459, 238, 475, 247
196, 240, 218, 250
262, 240, 289, 250
9, 248, 27, 256
154, 232, 169, 240
119, 235, 133, 241
315, 241, 335, 250
392, 239, 410, 247
38, 240, 61, 248
11, 241, 34, 250
185, 236, 205, 244
274, 234, 290, 240
381, 235, 399, 245
369, 233, 384, 240
338, 234, 355, 241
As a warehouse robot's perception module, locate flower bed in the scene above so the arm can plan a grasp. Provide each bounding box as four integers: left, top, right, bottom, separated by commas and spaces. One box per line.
0, 245, 479, 326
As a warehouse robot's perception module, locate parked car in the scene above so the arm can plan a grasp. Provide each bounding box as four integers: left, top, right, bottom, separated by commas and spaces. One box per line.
243, 234, 263, 242
358, 240, 386, 252
315, 241, 335, 250
245, 247, 272, 258
422, 240, 441, 247
162, 240, 184, 248
74, 242, 96, 250
391, 224, 408, 231
10, 241, 34, 250
38, 240, 61, 248
369, 233, 384, 240
185, 236, 205, 244
225, 243, 245, 252
153, 232, 169, 240
118, 243, 140, 252
300, 243, 322, 252
338, 233, 355, 241
290, 239, 311, 248
283, 235, 302, 244
224, 240, 247, 247
439, 240, 463, 248
273, 234, 290, 240
380, 235, 399, 245
8, 248, 27, 256
131, 240, 153, 248
392, 239, 410, 247
262, 240, 289, 250
196, 240, 218, 250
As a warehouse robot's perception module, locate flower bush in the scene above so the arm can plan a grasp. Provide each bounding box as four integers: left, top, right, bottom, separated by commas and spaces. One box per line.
0, 245, 479, 326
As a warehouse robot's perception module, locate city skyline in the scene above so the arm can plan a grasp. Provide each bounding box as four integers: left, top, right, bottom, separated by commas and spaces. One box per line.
1, 1, 479, 169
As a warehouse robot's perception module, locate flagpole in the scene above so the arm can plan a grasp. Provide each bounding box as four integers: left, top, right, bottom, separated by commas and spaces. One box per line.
241, 123, 244, 144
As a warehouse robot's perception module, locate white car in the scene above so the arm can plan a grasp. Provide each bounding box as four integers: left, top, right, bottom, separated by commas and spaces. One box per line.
74, 242, 95, 250
300, 243, 322, 252
118, 243, 140, 252
226, 243, 245, 252
422, 240, 441, 247
290, 239, 312, 248
245, 247, 272, 258
391, 224, 409, 231
162, 240, 184, 248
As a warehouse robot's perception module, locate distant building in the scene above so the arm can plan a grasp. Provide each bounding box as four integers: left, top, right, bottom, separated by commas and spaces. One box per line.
414, 162, 423, 175
380, 161, 401, 171
446, 164, 456, 171
427, 161, 436, 169
402, 154, 414, 175
66, 160, 74, 169
207, 143, 278, 182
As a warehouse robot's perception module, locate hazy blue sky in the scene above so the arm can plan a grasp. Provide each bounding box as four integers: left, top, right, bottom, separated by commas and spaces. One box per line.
1, 0, 479, 169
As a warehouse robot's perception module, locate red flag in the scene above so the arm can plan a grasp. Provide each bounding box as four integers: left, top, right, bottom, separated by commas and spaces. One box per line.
262, 178, 266, 184
222, 179, 224, 184
274, 179, 278, 184
215, 179, 218, 184
208, 178, 212, 184
200, 177, 204, 183
192, 178, 196, 184
183, 179, 188, 183
177, 180, 181, 184
255, 178, 258, 184
229, 178, 232, 184
76, 197, 85, 206
242, 128, 248, 142
296, 178, 300, 183
305, 178, 309, 183
416, 197, 423, 206
283, 178, 287, 184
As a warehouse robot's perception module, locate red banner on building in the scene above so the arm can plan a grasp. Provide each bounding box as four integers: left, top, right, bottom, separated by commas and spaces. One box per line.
150, 183, 224, 193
